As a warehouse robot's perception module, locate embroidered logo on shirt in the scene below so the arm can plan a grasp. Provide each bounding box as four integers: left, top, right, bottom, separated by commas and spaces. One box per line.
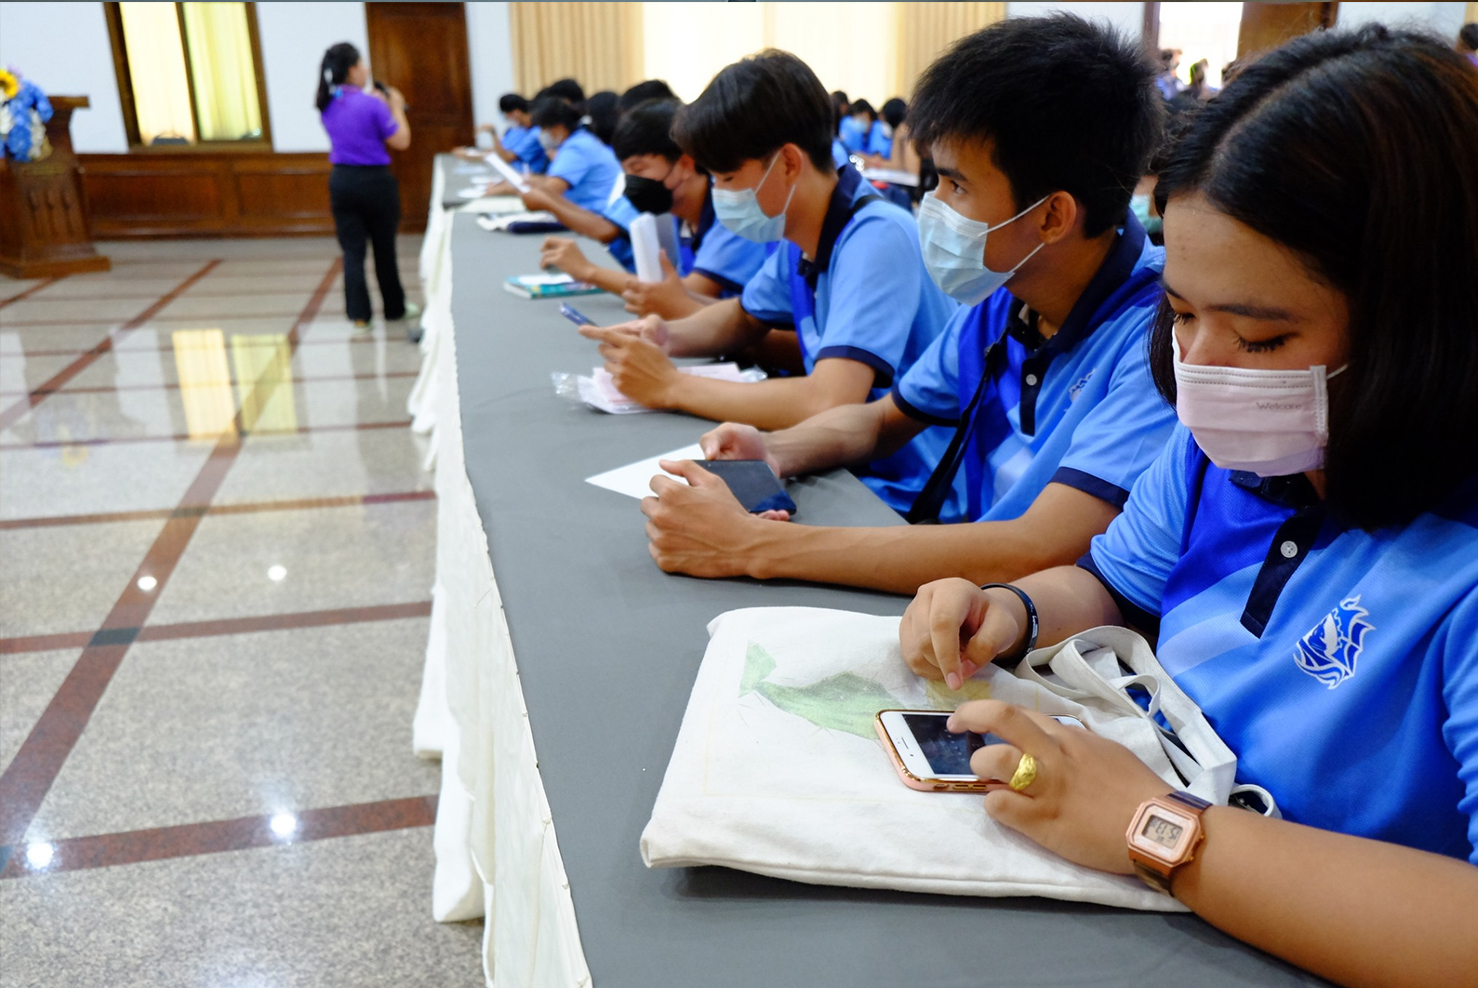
1293, 595, 1374, 689
1068, 368, 1095, 401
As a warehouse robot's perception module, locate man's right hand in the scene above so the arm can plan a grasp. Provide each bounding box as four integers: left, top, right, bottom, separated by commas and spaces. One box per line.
596, 314, 670, 351
700, 423, 781, 477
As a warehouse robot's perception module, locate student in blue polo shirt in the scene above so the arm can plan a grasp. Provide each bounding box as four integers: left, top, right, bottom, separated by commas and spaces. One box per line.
535, 99, 771, 320
639, 18, 1174, 593
901, 27, 1478, 985
482, 93, 548, 174
576, 51, 957, 488
483, 97, 619, 213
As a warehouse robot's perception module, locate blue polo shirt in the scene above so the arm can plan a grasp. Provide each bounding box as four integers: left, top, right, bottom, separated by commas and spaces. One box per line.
1083, 428, 1478, 863
686, 194, 770, 298
892, 215, 1175, 522
867, 121, 892, 159
502, 124, 548, 174
839, 116, 867, 154
602, 191, 639, 273
741, 166, 960, 518
548, 127, 621, 213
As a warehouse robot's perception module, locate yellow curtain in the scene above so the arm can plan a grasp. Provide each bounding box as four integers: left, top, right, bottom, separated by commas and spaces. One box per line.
894, 2, 1006, 98
118, 1, 196, 143
181, 1, 263, 141
1468, 2, 1477, 28
510, 2, 644, 96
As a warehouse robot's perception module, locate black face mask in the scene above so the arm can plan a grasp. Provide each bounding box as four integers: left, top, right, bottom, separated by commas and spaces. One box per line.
623, 174, 674, 215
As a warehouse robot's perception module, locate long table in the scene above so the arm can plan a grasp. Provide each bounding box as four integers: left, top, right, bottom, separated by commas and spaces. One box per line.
414, 197, 1328, 986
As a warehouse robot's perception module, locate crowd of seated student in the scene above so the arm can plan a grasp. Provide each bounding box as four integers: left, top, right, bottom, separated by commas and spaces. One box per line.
451, 20, 1478, 983
564, 18, 1478, 987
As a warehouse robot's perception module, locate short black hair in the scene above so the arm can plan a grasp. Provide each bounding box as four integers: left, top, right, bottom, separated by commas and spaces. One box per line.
909, 14, 1161, 237
672, 49, 834, 173
880, 97, 907, 129
585, 90, 620, 144
537, 78, 585, 105
612, 99, 682, 161
499, 93, 529, 114
850, 98, 876, 124
1150, 26, 1478, 530
830, 91, 850, 132
1460, 23, 1478, 52
619, 79, 677, 113
530, 95, 582, 131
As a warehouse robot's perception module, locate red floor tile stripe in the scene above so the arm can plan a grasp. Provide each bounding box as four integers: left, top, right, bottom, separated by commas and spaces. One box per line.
0, 418, 414, 452
0, 276, 64, 309
0, 488, 433, 533
0, 369, 419, 400
16, 336, 391, 358
0, 795, 437, 878
0, 261, 221, 433
0, 259, 340, 846
0, 599, 432, 656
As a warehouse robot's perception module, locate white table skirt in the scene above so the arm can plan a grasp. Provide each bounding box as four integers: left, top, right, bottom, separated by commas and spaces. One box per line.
411, 177, 593, 987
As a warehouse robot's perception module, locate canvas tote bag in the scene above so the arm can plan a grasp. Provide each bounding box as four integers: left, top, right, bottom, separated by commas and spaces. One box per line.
641, 606, 1275, 912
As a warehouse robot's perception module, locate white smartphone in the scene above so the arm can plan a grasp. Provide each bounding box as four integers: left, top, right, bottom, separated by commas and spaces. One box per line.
874, 709, 1085, 793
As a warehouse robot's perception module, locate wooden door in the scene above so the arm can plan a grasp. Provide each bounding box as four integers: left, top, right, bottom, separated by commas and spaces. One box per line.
1238, 2, 1339, 60
365, 2, 474, 233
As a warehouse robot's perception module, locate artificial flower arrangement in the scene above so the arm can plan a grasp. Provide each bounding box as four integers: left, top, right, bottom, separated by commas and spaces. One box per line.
0, 68, 53, 162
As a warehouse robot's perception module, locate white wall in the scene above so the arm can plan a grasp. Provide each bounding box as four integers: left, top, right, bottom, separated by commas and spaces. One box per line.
256, 1, 370, 152
1007, 2, 1145, 41
1337, 1, 1467, 39
466, 1, 515, 130
0, 1, 129, 152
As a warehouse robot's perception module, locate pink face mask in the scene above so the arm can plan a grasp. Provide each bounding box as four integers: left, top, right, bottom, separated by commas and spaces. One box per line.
1172, 335, 1347, 477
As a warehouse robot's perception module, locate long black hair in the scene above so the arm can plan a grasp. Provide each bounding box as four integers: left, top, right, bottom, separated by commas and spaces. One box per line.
1151, 25, 1478, 530
316, 42, 360, 112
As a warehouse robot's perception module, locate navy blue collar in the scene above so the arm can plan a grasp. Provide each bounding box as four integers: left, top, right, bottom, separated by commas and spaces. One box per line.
1006, 211, 1149, 355
796, 166, 869, 286
693, 188, 717, 251
1229, 469, 1322, 508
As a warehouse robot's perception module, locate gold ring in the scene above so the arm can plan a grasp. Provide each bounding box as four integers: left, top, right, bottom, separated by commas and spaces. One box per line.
1008, 752, 1038, 792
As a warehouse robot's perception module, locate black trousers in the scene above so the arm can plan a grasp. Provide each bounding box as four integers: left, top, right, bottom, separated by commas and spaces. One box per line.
329, 165, 406, 322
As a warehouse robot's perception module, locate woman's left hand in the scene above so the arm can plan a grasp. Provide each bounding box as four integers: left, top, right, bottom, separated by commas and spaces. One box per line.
950, 700, 1172, 875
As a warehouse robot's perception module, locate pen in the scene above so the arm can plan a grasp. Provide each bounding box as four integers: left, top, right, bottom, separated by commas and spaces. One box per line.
559, 304, 594, 327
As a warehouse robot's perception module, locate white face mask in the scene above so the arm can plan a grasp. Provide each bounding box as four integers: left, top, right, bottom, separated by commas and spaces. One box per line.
711, 153, 795, 243
916, 191, 1048, 305
1172, 334, 1347, 476
537, 128, 561, 152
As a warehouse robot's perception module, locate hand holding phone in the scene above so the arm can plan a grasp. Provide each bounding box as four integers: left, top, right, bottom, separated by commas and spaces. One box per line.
875, 709, 1084, 792
695, 459, 796, 516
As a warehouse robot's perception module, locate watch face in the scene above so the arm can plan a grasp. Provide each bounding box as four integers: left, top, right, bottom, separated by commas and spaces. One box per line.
1141, 813, 1185, 851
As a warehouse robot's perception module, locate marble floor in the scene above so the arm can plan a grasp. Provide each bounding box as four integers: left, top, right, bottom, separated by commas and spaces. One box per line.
0, 238, 483, 986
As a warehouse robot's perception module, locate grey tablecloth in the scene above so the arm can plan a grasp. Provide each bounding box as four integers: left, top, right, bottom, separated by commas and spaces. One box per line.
447, 213, 1326, 988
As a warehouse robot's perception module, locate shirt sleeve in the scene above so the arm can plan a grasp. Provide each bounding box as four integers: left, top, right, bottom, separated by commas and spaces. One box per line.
548, 138, 593, 188
602, 195, 639, 232
1439, 587, 1478, 864
373, 98, 398, 140
812, 211, 926, 387
692, 222, 769, 297
891, 305, 968, 427
739, 247, 795, 327
1080, 425, 1197, 632
1050, 318, 1180, 508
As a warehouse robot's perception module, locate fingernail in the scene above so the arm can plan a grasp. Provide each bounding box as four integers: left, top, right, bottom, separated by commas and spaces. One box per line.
946, 672, 961, 690
960, 660, 978, 679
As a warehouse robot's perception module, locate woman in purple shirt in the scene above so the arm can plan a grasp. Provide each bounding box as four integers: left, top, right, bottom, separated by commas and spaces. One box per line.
316, 43, 414, 332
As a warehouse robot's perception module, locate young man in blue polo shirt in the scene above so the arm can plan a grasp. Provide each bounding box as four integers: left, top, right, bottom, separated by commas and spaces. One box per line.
483, 93, 548, 174
578, 50, 958, 514
533, 99, 771, 320
641, 17, 1177, 594
483, 97, 620, 213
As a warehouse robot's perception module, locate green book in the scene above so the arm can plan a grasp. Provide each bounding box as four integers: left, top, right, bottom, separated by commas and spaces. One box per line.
502, 274, 603, 300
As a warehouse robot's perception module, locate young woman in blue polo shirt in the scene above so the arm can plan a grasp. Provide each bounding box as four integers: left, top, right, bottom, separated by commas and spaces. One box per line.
901, 27, 1478, 986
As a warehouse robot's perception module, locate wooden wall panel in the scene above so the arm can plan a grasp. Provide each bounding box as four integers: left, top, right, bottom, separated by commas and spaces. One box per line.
78, 152, 333, 238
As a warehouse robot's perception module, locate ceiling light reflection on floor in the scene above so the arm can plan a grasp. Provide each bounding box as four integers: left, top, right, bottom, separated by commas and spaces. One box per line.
137, 575, 158, 592
269, 812, 298, 839
267, 565, 286, 582
25, 842, 55, 869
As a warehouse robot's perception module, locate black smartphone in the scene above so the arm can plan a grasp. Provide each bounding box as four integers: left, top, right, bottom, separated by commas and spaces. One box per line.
696, 460, 797, 515
560, 304, 593, 327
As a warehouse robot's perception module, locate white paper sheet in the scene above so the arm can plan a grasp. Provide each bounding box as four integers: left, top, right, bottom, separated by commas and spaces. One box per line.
487, 152, 533, 193
585, 444, 705, 500
573, 363, 765, 415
